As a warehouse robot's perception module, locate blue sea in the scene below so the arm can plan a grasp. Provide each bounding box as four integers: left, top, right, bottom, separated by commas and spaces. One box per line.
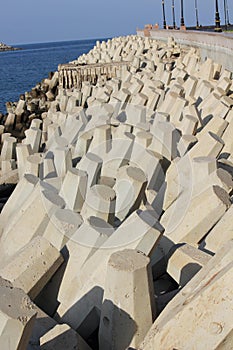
0, 38, 108, 114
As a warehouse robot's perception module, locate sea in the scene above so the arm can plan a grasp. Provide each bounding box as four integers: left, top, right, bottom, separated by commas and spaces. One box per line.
0, 38, 108, 114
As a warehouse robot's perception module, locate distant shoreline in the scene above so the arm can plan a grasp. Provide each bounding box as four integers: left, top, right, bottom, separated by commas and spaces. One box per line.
0, 42, 21, 52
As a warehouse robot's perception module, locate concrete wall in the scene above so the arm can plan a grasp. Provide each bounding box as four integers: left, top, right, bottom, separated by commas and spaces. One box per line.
137, 29, 233, 73
58, 61, 131, 89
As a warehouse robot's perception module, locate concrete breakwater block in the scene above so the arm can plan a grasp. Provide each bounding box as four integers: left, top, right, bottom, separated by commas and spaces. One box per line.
81, 184, 116, 224
0, 34, 233, 349
59, 168, 88, 213
43, 208, 83, 250
0, 278, 37, 350
139, 240, 233, 350
0, 236, 64, 300
166, 243, 211, 287
204, 205, 233, 254
114, 165, 147, 221
162, 185, 231, 247
0, 186, 65, 261
55, 209, 163, 332
40, 324, 92, 350
0, 174, 39, 234
0, 278, 91, 350
99, 249, 155, 349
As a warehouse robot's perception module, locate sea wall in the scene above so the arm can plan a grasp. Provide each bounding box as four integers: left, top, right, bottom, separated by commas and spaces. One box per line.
137, 29, 233, 72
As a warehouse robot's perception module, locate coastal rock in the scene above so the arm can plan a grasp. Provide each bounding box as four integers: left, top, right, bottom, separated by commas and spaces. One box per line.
0, 42, 20, 52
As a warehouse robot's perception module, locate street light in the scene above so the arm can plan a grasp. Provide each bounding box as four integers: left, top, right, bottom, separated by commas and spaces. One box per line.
180, 0, 185, 27
224, 0, 227, 29
195, 0, 200, 28
214, 0, 222, 32
162, 0, 167, 29
226, 0, 230, 25
172, 0, 176, 29
224, 0, 231, 28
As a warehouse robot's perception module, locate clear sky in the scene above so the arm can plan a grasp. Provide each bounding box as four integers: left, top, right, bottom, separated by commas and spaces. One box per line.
1, 0, 233, 45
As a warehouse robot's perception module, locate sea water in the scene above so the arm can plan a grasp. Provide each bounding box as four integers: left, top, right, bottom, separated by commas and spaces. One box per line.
0, 38, 107, 114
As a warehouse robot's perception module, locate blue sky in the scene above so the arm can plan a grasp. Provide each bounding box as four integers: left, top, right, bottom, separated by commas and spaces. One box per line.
2, 0, 233, 44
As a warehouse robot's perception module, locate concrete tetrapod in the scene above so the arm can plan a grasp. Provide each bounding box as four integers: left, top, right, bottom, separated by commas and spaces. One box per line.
139, 240, 233, 350
43, 208, 83, 250
0, 236, 64, 300
56, 210, 163, 332
0, 33, 232, 350
0, 186, 65, 261
16, 144, 33, 180
163, 155, 217, 212
77, 152, 102, 189
40, 324, 92, 350
81, 184, 116, 224
56, 219, 113, 313
53, 146, 72, 178
114, 165, 147, 221
101, 137, 134, 179
59, 168, 88, 212
166, 243, 211, 287
0, 174, 39, 235
161, 185, 231, 246
25, 154, 43, 177
23, 127, 42, 154
204, 205, 233, 254
99, 249, 155, 350
0, 136, 16, 161
148, 121, 180, 161
221, 114, 233, 159
88, 124, 112, 155
42, 156, 57, 179
8, 281, 91, 350
0, 280, 37, 350
73, 130, 93, 159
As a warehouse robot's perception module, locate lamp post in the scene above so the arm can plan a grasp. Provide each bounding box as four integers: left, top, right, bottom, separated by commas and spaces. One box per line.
224, 0, 227, 29
226, 0, 230, 25
195, 0, 200, 28
162, 0, 167, 29
172, 0, 176, 29
180, 0, 185, 27
214, 0, 222, 32
224, 0, 231, 27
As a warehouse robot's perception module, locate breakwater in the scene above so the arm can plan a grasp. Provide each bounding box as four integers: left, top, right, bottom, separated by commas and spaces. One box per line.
0, 34, 232, 349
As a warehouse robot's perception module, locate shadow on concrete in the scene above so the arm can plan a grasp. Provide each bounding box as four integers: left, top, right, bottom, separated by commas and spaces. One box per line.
34, 246, 69, 317
151, 235, 175, 280
40, 327, 90, 350
53, 287, 137, 349
0, 183, 16, 213
99, 299, 137, 350
167, 243, 204, 286
61, 286, 104, 339
179, 262, 203, 287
